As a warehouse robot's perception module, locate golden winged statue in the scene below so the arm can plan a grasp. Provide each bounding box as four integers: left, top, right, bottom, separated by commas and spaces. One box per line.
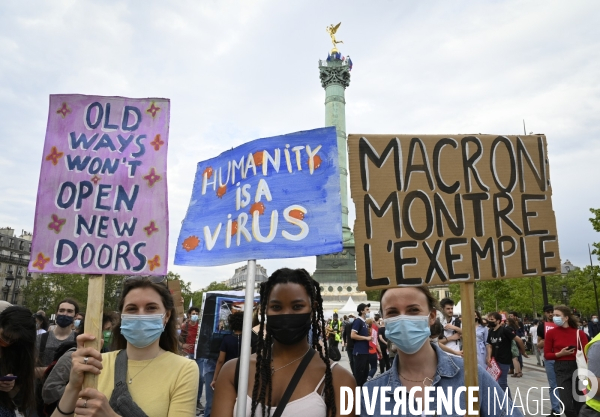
326, 22, 343, 53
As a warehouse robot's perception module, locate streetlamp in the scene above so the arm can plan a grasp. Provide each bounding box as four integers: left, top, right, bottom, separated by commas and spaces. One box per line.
114, 288, 122, 312
589, 244, 600, 317
3, 273, 14, 302
562, 285, 568, 305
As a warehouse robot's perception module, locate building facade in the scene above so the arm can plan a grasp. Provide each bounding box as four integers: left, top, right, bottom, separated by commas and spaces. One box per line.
0, 227, 36, 305
227, 264, 268, 290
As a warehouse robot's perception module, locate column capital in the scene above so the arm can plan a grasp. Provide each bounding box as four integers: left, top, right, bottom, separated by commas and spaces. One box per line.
319, 63, 351, 89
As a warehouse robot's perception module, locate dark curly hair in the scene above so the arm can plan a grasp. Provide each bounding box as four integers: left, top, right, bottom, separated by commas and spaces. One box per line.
228, 311, 244, 332
251, 268, 335, 417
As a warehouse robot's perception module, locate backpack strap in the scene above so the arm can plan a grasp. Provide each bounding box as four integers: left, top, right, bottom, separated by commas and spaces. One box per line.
272, 349, 315, 417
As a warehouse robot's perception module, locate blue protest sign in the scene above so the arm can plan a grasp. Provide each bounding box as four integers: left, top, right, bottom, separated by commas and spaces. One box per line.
175, 127, 342, 266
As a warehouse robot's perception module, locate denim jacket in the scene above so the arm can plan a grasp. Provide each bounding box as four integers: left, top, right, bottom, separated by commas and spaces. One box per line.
360, 343, 523, 417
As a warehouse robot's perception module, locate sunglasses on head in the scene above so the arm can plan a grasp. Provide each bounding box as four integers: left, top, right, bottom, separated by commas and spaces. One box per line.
124, 275, 168, 286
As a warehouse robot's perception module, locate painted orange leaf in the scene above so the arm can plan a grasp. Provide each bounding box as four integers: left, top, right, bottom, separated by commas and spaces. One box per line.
289, 209, 305, 220
182, 236, 200, 252
312, 155, 322, 169
204, 167, 213, 179
217, 185, 227, 198
249, 202, 265, 215
231, 220, 238, 236
253, 151, 264, 167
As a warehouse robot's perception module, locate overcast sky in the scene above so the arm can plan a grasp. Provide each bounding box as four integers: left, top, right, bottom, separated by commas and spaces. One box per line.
1, 1, 599, 290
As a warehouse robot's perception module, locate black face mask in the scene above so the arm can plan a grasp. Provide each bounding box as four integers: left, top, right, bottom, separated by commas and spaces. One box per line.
487, 321, 497, 328
56, 314, 74, 328
266, 313, 312, 345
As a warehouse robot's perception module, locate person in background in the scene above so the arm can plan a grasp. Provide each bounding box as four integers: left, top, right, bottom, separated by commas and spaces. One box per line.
0, 306, 37, 417
580, 325, 600, 415
487, 312, 527, 398
506, 317, 526, 378
589, 314, 600, 339
211, 311, 244, 389
581, 318, 589, 336
352, 303, 373, 386
73, 313, 84, 332
377, 318, 390, 373
180, 305, 205, 413
544, 305, 589, 417
343, 314, 355, 375
475, 311, 489, 369
35, 312, 49, 335
327, 312, 342, 361
36, 299, 79, 377
439, 298, 462, 355
361, 287, 522, 417
341, 315, 348, 352
101, 314, 114, 353
529, 319, 542, 366
365, 318, 381, 380
51, 276, 199, 417
537, 304, 562, 416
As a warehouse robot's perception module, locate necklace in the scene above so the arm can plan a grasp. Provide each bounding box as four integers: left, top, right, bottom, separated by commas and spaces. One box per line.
271, 347, 311, 375
399, 372, 435, 387
128, 351, 161, 384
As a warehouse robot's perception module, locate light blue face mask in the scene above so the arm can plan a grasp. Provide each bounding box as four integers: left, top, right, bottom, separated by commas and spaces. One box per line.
74, 319, 81, 328
553, 316, 565, 327
120, 314, 166, 348
384, 315, 431, 354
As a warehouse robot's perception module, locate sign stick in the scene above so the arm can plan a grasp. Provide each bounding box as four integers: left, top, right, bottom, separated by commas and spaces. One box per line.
236, 259, 256, 417
83, 274, 105, 389
459, 282, 479, 415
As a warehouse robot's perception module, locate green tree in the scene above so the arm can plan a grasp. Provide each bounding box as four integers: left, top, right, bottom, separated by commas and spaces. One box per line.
365, 289, 381, 302
22, 274, 125, 314
590, 208, 600, 260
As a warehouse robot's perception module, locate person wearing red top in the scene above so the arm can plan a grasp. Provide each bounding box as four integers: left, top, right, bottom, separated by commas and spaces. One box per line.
365, 318, 381, 380
179, 306, 204, 412
544, 305, 589, 417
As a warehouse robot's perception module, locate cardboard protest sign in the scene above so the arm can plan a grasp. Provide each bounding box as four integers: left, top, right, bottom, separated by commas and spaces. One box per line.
196, 291, 259, 360
348, 134, 560, 290
29, 94, 169, 275
175, 127, 342, 266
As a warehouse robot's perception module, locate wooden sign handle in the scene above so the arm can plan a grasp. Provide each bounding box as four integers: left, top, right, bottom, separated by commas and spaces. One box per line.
459, 282, 480, 415
83, 274, 105, 389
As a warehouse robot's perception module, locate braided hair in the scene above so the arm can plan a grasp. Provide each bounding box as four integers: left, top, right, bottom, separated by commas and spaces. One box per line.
251, 268, 336, 417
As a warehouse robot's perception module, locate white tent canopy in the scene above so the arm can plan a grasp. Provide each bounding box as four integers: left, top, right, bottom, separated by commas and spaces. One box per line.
337, 296, 357, 314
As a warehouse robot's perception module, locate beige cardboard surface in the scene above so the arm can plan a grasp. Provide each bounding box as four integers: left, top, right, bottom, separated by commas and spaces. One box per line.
348, 134, 560, 290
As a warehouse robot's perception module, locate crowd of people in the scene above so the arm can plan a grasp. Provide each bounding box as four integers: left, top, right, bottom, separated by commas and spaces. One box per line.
0, 272, 598, 416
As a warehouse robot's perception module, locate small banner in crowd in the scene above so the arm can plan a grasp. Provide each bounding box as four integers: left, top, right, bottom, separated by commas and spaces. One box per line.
29, 94, 170, 275
348, 134, 560, 290
175, 127, 342, 266
196, 291, 260, 360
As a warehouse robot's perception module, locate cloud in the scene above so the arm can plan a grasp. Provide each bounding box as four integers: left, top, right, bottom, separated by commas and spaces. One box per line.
1, 0, 599, 289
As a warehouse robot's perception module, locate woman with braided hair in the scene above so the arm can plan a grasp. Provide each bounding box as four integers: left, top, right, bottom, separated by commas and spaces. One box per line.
212, 268, 356, 417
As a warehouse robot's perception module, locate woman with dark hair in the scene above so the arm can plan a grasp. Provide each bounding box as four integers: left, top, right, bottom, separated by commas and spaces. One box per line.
0, 306, 37, 417
35, 313, 50, 335
51, 276, 199, 417
211, 311, 245, 389
544, 305, 589, 417
507, 317, 526, 378
475, 311, 489, 369
213, 268, 356, 417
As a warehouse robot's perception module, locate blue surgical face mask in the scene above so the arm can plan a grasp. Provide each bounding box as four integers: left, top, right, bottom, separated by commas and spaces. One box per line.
593, 318, 598, 324
120, 314, 166, 348
384, 315, 431, 354
348, 318, 354, 324
553, 316, 565, 327
191, 314, 199, 322
74, 319, 81, 328
365, 313, 371, 319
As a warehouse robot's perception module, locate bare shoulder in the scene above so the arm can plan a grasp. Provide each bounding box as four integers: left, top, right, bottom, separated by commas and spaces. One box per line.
331, 362, 356, 388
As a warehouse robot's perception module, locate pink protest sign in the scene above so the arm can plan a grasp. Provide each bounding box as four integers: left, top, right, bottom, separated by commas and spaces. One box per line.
29, 95, 169, 275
